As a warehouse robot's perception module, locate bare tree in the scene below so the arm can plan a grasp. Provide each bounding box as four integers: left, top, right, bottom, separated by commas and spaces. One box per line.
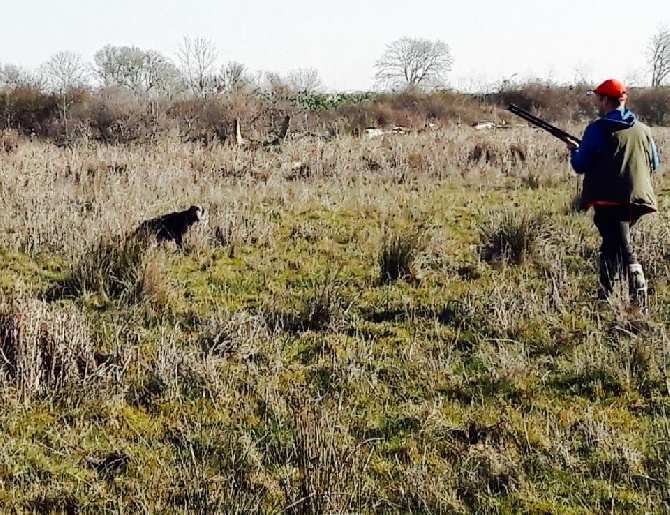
647, 26, 670, 87
40, 51, 90, 135
0, 63, 8, 89
285, 67, 323, 94
41, 51, 89, 93
93, 45, 179, 96
216, 61, 249, 93
260, 71, 293, 98
177, 36, 218, 97
1, 63, 44, 90
374, 37, 454, 91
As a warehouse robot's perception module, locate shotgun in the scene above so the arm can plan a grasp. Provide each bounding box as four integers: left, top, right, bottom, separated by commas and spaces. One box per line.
507, 104, 581, 145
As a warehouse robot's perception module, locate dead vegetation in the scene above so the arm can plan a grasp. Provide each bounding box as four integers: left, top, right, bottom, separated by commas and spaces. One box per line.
1, 128, 19, 152
480, 209, 551, 265
0, 296, 94, 397
0, 124, 667, 512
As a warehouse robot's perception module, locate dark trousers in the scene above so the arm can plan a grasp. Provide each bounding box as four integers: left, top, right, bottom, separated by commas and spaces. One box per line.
592, 205, 640, 295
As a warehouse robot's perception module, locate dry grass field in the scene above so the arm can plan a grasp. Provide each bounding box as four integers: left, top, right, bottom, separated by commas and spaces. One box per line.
0, 124, 669, 513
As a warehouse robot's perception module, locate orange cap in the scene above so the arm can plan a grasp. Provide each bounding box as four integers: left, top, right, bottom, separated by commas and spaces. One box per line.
587, 79, 627, 99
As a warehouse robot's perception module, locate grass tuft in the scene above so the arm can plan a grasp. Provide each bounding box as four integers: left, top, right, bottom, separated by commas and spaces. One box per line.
0, 296, 94, 397
480, 210, 549, 265
379, 226, 426, 283
55, 233, 151, 302
263, 278, 347, 334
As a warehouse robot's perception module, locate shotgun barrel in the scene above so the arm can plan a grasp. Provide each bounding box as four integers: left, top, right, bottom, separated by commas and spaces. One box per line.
507, 104, 581, 144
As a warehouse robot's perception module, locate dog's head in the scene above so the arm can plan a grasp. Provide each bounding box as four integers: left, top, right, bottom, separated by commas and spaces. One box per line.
188, 205, 205, 222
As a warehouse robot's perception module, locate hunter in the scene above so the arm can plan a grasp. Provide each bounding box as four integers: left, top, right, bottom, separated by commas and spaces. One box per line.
567, 78, 660, 303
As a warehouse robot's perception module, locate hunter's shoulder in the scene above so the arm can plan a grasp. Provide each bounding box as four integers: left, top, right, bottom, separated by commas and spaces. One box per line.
582, 120, 607, 140
623, 117, 654, 139
632, 119, 652, 133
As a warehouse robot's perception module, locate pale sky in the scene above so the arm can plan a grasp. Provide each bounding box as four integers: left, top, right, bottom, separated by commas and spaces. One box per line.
0, 0, 668, 92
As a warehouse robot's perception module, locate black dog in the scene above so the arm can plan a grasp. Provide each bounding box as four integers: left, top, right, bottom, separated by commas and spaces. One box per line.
135, 205, 204, 248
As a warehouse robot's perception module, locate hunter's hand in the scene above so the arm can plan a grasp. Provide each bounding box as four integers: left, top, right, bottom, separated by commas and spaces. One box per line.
566, 140, 578, 151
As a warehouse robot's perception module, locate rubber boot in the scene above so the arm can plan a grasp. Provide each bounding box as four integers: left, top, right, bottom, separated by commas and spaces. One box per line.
628, 263, 648, 311
598, 256, 618, 299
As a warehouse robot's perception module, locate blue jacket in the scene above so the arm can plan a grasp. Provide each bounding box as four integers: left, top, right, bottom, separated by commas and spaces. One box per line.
570, 108, 660, 174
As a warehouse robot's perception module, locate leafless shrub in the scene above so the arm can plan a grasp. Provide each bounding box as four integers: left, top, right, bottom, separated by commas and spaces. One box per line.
0, 296, 94, 397
497, 82, 595, 122
84, 88, 157, 144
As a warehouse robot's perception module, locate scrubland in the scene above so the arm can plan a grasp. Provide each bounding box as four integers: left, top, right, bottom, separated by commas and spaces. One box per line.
0, 124, 669, 513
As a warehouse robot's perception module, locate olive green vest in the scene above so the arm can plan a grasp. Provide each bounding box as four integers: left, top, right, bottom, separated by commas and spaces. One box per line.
580, 120, 657, 213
